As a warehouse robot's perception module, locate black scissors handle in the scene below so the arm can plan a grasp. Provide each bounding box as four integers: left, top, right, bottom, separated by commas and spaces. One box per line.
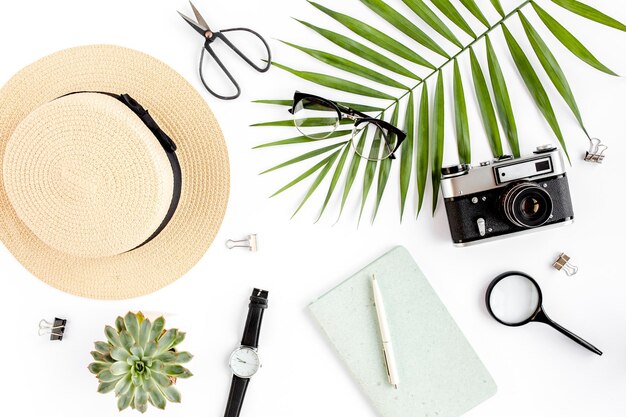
200, 28, 272, 100
218, 28, 272, 73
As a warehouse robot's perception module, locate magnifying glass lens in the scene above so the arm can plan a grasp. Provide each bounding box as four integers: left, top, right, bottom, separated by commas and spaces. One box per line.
489, 274, 540, 325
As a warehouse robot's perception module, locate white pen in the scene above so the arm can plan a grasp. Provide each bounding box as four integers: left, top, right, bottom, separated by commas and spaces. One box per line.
371, 274, 400, 389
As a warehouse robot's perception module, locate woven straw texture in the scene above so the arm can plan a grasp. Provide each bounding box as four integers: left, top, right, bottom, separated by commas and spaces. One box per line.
0, 45, 230, 299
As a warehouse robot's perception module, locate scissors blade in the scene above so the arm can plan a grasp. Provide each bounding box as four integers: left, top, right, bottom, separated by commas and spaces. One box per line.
178, 11, 208, 36
189, 1, 211, 32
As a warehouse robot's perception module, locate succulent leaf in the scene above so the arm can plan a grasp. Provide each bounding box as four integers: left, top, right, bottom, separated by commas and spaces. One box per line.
176, 352, 193, 364
117, 386, 135, 411
124, 312, 140, 343
151, 371, 172, 388
138, 318, 152, 350
164, 365, 193, 379
155, 351, 177, 363
111, 347, 131, 362
149, 317, 166, 341
131, 346, 144, 359
115, 374, 133, 396
115, 316, 126, 333
88, 362, 109, 375
94, 341, 110, 354
161, 386, 181, 403
105, 326, 122, 347
111, 362, 131, 376
98, 380, 118, 394
119, 331, 134, 352
97, 370, 121, 383
145, 378, 167, 410
156, 329, 177, 354
144, 342, 157, 358
134, 386, 149, 414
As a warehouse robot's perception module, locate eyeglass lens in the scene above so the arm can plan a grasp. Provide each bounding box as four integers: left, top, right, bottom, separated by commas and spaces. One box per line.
352, 122, 398, 162
488, 274, 540, 325
293, 97, 340, 139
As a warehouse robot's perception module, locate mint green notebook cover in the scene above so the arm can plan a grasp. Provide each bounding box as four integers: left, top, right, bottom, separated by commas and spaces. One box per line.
308, 246, 496, 417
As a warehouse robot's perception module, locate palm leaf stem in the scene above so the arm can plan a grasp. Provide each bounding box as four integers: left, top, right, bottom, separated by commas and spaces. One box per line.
374, 0, 533, 118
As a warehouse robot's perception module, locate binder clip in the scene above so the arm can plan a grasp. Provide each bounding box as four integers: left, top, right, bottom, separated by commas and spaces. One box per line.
552, 253, 578, 276
584, 138, 607, 164
38, 317, 67, 341
226, 234, 258, 252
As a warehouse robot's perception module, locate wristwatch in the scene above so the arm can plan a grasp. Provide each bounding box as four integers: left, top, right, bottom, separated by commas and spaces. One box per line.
224, 288, 269, 417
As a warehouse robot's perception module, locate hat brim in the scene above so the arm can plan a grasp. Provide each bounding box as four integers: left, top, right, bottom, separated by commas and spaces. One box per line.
0, 45, 230, 299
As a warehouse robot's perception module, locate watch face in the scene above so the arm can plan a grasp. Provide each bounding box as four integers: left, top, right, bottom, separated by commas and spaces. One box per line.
229, 347, 261, 378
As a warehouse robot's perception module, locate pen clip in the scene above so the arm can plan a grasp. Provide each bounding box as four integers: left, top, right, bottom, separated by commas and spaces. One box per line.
382, 346, 392, 385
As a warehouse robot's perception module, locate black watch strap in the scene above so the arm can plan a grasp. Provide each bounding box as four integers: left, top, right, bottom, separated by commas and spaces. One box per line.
224, 375, 249, 417
241, 288, 268, 348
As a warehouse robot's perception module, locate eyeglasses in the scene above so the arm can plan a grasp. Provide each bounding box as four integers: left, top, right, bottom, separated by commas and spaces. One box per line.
289, 92, 407, 161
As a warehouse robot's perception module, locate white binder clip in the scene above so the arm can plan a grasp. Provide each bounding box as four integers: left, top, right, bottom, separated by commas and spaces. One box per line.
584, 138, 607, 164
226, 234, 258, 252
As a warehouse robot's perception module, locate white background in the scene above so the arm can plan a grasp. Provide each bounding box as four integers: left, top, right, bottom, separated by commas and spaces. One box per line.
1, 0, 625, 416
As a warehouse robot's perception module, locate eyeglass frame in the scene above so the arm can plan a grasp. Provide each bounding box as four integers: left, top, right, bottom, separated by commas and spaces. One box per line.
288, 91, 407, 160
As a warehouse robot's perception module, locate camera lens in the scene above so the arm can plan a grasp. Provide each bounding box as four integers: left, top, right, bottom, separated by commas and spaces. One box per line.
502, 182, 553, 228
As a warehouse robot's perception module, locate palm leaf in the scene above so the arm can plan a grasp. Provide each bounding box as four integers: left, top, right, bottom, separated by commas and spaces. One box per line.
431, 0, 477, 38
296, 20, 420, 80
272, 62, 397, 100
317, 143, 352, 222
338, 126, 368, 221
518, 11, 588, 136
399, 92, 415, 220
551, 0, 626, 32
260, 142, 347, 174
430, 71, 445, 215
453, 59, 471, 164
485, 35, 520, 157
280, 41, 409, 90
254, 130, 352, 149
309, 1, 435, 69
460, 0, 490, 27
253, 0, 622, 223
469, 47, 503, 157
253, 98, 383, 112
531, 3, 617, 76
358, 123, 384, 224
402, 0, 463, 47
270, 154, 337, 198
292, 149, 342, 218
372, 105, 399, 222
416, 85, 429, 217
502, 23, 570, 161
359, 0, 450, 57
490, 0, 506, 17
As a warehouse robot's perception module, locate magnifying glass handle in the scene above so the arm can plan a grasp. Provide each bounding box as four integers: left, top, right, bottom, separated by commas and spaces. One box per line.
535, 310, 603, 356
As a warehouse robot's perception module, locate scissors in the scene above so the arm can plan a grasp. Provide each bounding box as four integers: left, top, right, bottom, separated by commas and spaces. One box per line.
178, 2, 272, 100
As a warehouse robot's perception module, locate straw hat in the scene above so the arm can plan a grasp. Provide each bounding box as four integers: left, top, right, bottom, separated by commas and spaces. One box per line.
0, 45, 230, 299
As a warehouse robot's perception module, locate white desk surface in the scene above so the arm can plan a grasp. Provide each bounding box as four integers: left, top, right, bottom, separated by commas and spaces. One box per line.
1, 0, 625, 416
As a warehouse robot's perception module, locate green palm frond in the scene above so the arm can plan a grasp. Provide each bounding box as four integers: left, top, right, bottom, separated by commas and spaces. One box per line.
254, 0, 624, 223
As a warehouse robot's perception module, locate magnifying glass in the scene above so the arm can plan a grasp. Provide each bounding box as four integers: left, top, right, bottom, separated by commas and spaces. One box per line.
486, 271, 602, 356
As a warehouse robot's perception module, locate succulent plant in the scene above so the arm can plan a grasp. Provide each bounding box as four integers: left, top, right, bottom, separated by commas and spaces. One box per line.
88, 312, 193, 413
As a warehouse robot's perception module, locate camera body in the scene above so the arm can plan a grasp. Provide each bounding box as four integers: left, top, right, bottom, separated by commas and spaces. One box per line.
441, 146, 574, 246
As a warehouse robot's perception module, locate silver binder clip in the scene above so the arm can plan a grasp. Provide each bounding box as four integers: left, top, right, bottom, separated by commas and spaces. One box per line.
38, 318, 67, 341
584, 138, 607, 163
226, 234, 258, 252
552, 253, 578, 276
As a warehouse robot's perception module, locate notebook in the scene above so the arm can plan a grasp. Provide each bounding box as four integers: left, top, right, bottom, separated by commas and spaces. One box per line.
308, 246, 496, 417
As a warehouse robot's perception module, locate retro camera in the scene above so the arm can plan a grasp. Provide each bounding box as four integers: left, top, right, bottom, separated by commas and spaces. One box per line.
441, 146, 574, 246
